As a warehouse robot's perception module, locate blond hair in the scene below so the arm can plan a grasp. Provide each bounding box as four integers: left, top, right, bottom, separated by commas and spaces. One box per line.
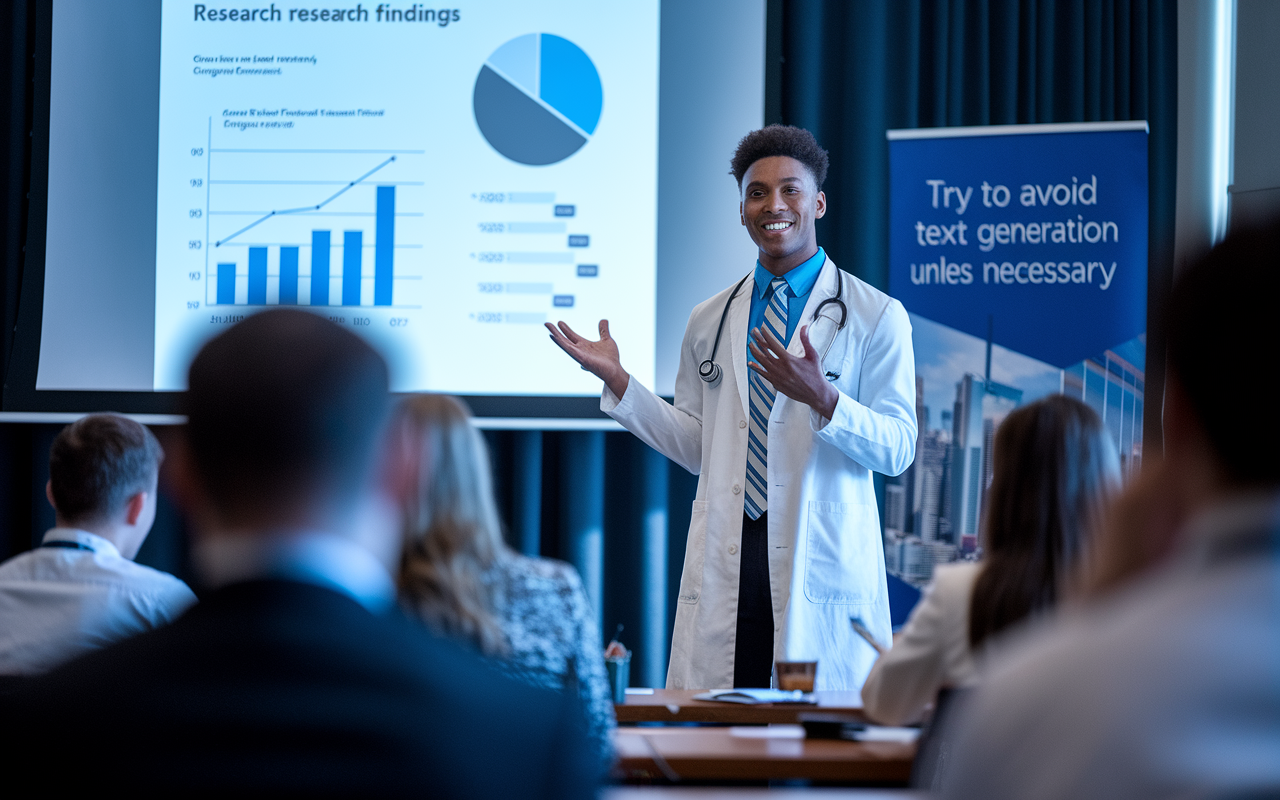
396, 394, 510, 655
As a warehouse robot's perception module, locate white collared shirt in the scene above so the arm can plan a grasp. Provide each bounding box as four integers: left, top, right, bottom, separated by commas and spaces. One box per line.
0, 529, 198, 675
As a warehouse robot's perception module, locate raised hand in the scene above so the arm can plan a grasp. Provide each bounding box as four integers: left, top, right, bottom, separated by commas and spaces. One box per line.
748, 324, 838, 420
545, 319, 631, 399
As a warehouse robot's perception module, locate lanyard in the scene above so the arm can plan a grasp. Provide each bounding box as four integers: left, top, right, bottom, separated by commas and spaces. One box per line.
40, 540, 95, 552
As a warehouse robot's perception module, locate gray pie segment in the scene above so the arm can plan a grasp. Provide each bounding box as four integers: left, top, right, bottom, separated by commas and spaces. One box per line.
474, 65, 587, 166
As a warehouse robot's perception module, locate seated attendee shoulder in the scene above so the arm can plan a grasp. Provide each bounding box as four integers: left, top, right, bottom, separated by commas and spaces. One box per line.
861, 396, 1118, 725
0, 311, 598, 797
396, 394, 616, 770
943, 222, 1280, 799
0, 414, 194, 676
859, 561, 980, 725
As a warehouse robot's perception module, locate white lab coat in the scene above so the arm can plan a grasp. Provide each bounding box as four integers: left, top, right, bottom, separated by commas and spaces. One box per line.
602, 257, 917, 691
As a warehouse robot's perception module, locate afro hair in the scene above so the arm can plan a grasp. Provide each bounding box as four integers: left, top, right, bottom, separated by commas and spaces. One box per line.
730, 125, 829, 190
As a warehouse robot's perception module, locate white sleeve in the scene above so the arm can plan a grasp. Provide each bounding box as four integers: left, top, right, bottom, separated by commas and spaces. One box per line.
811, 298, 917, 476
601, 311, 705, 475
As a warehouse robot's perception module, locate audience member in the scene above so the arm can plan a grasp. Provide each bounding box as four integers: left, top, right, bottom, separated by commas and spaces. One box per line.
1, 310, 598, 797
396, 394, 616, 768
943, 222, 1280, 798
861, 395, 1118, 725
0, 414, 194, 676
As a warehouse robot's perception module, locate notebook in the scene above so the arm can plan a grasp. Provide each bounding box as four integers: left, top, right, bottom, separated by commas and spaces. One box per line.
691, 689, 817, 705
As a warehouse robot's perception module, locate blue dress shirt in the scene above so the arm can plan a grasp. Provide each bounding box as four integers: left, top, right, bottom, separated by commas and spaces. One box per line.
747, 247, 826, 364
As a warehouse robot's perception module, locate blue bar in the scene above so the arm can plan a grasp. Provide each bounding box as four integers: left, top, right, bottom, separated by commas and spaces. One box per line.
217, 262, 236, 304
311, 231, 330, 306
247, 247, 268, 305
279, 246, 299, 305
374, 186, 394, 306
343, 230, 362, 306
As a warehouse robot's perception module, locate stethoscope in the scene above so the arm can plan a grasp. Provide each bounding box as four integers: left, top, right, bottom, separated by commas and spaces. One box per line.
698, 269, 848, 386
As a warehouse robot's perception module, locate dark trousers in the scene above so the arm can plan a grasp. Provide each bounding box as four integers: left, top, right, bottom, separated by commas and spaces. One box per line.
733, 510, 774, 688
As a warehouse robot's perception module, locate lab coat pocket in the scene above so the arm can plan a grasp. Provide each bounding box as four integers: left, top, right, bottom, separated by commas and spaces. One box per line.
803, 501, 879, 605
678, 501, 709, 604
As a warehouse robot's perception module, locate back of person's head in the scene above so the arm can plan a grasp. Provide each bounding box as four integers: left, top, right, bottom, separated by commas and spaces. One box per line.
1166, 219, 1280, 489
396, 394, 509, 655
49, 414, 163, 527
183, 309, 390, 529
969, 395, 1120, 648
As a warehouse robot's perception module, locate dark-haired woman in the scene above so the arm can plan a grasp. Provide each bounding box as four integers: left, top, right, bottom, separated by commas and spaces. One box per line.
394, 394, 616, 767
861, 395, 1119, 725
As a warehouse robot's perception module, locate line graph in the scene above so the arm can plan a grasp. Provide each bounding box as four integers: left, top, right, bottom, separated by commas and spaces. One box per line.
214, 156, 397, 247
202, 142, 423, 309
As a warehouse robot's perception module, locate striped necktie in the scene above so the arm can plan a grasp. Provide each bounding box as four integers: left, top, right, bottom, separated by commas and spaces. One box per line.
745, 277, 788, 520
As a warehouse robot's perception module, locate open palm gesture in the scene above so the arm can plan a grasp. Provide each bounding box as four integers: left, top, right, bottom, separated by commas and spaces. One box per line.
546, 319, 630, 398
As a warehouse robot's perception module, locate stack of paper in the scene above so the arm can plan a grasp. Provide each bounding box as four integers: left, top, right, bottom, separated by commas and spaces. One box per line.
691, 689, 816, 705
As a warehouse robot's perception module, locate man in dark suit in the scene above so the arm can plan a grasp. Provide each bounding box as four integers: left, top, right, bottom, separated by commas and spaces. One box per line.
2, 310, 599, 797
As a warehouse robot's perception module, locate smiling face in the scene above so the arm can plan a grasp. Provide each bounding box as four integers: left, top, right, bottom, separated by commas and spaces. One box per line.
739, 155, 826, 275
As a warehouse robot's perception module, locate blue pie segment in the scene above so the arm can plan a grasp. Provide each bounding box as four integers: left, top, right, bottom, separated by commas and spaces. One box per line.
474, 34, 603, 166
538, 34, 602, 135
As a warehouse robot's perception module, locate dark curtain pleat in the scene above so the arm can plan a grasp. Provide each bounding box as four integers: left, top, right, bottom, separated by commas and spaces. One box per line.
0, 0, 35, 385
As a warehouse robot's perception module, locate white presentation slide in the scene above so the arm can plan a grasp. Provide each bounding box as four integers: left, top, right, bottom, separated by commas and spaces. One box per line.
153, 1, 659, 393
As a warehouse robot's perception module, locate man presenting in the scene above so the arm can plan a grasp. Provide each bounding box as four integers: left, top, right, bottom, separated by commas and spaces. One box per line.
548, 125, 917, 690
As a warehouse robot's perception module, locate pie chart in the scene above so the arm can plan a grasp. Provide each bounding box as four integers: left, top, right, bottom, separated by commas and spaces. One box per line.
474, 34, 603, 166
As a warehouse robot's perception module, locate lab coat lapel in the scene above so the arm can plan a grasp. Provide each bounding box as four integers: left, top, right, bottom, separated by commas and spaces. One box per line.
788, 257, 840, 358
729, 272, 755, 419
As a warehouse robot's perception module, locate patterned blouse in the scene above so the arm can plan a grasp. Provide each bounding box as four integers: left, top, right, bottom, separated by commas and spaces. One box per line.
483, 554, 616, 768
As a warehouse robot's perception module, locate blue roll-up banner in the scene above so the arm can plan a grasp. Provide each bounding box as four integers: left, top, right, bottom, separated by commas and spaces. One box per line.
882, 121, 1148, 588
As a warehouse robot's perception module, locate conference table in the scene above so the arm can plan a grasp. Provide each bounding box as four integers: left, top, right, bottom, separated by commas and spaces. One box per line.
613, 726, 915, 784
613, 691, 916, 785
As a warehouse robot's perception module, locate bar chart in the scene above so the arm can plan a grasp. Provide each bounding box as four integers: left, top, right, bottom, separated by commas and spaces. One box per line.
204, 149, 422, 309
